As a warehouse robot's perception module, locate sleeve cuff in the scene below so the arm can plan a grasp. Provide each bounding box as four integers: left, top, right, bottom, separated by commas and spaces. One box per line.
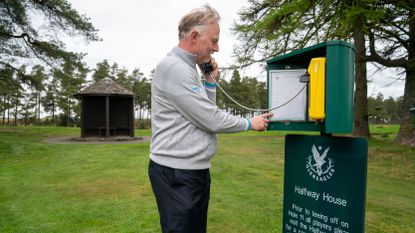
246, 118, 251, 131
204, 81, 216, 88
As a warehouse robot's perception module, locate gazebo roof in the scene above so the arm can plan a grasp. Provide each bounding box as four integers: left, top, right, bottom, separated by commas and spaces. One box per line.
75, 77, 134, 98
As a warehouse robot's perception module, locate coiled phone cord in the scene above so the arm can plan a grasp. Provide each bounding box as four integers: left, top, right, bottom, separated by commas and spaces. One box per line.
207, 73, 307, 113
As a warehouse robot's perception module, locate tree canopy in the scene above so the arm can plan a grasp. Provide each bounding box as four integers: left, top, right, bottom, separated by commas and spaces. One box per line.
0, 0, 99, 126
0, 0, 100, 79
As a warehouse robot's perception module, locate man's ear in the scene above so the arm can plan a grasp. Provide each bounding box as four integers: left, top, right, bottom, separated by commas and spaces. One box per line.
190, 30, 198, 43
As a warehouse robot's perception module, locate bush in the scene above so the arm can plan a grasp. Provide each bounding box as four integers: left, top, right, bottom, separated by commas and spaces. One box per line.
56, 113, 79, 127
135, 119, 151, 129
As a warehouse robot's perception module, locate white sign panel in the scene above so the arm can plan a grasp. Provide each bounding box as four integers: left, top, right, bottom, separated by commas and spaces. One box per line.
269, 69, 308, 121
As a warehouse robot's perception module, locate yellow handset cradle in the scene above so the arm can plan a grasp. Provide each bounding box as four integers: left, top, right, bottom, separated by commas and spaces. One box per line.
308, 57, 326, 120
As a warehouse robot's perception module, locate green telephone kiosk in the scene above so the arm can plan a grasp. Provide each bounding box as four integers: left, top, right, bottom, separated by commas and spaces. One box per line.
271, 42, 368, 233
267, 41, 355, 134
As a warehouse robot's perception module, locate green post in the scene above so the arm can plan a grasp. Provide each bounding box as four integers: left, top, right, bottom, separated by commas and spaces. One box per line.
267, 41, 369, 232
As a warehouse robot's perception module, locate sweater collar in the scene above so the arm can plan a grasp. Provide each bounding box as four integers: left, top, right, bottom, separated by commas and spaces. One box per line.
170, 47, 197, 68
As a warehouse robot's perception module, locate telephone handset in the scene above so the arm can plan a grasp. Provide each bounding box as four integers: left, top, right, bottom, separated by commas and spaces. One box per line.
200, 62, 214, 74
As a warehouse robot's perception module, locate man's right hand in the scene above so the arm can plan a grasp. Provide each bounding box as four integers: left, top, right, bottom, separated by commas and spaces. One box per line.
250, 112, 273, 131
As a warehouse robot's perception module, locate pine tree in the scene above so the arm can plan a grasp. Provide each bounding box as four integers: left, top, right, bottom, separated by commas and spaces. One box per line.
92, 60, 111, 82
0, 0, 100, 80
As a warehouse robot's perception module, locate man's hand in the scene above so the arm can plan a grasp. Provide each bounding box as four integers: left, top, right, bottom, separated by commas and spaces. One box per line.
250, 112, 273, 131
204, 57, 219, 83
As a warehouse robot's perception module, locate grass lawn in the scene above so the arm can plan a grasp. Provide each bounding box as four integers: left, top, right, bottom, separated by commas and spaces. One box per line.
0, 125, 414, 232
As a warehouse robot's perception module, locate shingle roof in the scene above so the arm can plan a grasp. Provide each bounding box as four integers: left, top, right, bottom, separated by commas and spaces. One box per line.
74, 77, 134, 98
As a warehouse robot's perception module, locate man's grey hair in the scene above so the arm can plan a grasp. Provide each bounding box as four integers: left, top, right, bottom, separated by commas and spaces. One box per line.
178, 4, 221, 40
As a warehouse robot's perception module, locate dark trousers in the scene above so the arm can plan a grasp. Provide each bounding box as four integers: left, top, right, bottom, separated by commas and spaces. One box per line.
148, 160, 211, 233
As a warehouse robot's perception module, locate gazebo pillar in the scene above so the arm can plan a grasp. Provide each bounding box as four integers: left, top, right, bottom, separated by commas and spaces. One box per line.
106, 96, 110, 137
81, 96, 85, 138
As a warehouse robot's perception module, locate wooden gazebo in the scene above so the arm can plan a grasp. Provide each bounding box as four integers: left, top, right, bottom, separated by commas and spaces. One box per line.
74, 77, 135, 138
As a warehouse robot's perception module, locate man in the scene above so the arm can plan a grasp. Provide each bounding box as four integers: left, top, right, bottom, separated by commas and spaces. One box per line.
149, 4, 272, 233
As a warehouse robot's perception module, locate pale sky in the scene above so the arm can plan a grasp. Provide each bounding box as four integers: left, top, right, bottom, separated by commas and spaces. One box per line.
65, 0, 260, 77
65, 0, 404, 98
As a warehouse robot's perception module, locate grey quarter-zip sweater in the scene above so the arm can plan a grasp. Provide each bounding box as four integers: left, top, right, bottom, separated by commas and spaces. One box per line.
150, 47, 249, 170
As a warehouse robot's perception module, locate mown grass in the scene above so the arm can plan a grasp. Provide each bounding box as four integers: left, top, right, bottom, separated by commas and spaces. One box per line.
0, 126, 414, 232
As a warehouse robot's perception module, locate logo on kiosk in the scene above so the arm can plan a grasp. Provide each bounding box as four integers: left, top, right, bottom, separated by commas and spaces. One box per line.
306, 145, 335, 182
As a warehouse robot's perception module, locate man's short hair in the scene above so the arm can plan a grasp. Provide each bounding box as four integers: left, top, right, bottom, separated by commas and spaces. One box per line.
178, 4, 221, 40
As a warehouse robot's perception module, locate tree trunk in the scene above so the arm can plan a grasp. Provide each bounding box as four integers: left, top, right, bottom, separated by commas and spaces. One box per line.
1, 94, 5, 126
24, 111, 27, 126
38, 92, 41, 123
52, 100, 55, 122
396, 67, 415, 146
353, 26, 371, 137
14, 102, 18, 126
396, 10, 415, 146
67, 97, 70, 126
7, 94, 10, 126
35, 92, 38, 125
